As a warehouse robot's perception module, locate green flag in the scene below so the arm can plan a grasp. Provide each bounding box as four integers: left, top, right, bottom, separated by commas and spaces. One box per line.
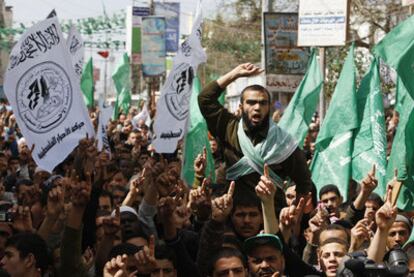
373, 15, 414, 99
351, 58, 387, 196
112, 53, 131, 119
311, 45, 358, 200
182, 76, 215, 186
80, 57, 94, 108
278, 49, 323, 147
386, 79, 414, 211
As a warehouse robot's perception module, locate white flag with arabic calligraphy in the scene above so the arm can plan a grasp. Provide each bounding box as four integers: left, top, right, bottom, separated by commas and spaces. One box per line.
4, 17, 94, 172
152, 0, 207, 153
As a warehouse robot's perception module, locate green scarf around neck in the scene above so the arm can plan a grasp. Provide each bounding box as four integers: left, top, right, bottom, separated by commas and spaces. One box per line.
226, 119, 298, 189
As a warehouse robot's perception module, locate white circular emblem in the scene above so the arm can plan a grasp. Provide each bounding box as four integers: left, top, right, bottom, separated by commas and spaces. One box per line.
164, 63, 194, 121
16, 62, 72, 134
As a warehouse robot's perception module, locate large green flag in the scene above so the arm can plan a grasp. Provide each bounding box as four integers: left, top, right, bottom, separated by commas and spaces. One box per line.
81, 57, 94, 108
311, 45, 358, 200
373, 15, 414, 100
386, 79, 414, 211
182, 76, 215, 186
351, 58, 387, 196
112, 53, 131, 119
278, 49, 323, 147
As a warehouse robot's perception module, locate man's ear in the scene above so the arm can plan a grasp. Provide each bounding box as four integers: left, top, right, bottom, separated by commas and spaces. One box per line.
339, 195, 343, 205
23, 253, 36, 270
239, 103, 243, 110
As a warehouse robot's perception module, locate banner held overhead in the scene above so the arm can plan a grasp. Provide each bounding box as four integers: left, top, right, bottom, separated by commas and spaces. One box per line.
4, 17, 95, 172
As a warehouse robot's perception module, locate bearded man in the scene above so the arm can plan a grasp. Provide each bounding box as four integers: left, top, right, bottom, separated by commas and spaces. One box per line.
198, 63, 315, 208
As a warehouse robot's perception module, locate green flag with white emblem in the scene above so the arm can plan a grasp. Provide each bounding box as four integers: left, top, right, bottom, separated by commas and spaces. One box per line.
386, 79, 414, 210
182, 76, 215, 186
373, 15, 414, 100
351, 58, 387, 196
311, 45, 358, 201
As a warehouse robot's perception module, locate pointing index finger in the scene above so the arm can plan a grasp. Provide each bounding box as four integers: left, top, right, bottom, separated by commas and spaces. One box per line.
264, 164, 269, 178
149, 235, 155, 257
227, 181, 235, 197
202, 147, 207, 159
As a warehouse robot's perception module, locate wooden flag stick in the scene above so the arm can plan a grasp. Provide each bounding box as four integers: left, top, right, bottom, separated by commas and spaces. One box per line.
391, 181, 403, 206
390, 169, 403, 206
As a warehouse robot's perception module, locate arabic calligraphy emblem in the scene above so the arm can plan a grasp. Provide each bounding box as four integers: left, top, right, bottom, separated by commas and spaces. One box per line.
164, 63, 194, 121
16, 62, 72, 134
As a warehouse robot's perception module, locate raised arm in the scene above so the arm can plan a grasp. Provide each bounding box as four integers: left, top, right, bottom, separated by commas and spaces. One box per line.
345, 165, 378, 225
255, 164, 278, 234
216, 63, 263, 88
367, 185, 397, 263
198, 63, 262, 138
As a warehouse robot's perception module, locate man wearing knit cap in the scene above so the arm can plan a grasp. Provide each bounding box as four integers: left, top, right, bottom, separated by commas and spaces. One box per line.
387, 214, 413, 249
111, 206, 141, 240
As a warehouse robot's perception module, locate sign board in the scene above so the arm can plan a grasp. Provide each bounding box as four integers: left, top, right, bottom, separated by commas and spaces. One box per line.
266, 74, 303, 93
298, 0, 349, 46
154, 2, 180, 53
402, 0, 414, 6
142, 17, 166, 77
264, 13, 309, 75
126, 6, 151, 64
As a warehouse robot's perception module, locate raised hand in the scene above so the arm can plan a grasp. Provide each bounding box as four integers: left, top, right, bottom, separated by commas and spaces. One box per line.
350, 218, 372, 251
158, 197, 177, 224
103, 254, 128, 277
70, 171, 92, 208
280, 198, 305, 231
82, 247, 95, 271
308, 204, 329, 235
130, 169, 145, 196
211, 181, 235, 223
102, 206, 121, 238
375, 185, 397, 231
361, 165, 378, 195
12, 205, 33, 233
135, 235, 156, 274
233, 63, 264, 78
47, 186, 64, 219
194, 147, 207, 177
187, 178, 212, 219
255, 164, 276, 204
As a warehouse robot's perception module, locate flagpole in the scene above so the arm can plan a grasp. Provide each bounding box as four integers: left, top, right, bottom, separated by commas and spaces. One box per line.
104, 55, 108, 100
319, 47, 325, 122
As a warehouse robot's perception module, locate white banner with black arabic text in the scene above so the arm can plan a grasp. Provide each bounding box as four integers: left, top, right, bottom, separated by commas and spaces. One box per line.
4, 17, 95, 172
152, 0, 206, 153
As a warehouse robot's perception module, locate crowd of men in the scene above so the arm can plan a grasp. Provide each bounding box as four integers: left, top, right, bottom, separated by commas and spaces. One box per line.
0, 63, 411, 277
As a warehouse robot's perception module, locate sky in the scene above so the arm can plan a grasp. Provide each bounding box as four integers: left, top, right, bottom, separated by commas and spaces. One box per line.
3, 0, 221, 97
5, 0, 220, 32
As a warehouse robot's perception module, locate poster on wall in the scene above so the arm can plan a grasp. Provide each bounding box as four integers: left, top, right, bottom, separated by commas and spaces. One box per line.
142, 16, 166, 77
264, 13, 308, 93
154, 2, 180, 53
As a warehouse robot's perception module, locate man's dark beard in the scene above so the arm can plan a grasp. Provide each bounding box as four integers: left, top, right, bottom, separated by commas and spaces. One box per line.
242, 110, 269, 133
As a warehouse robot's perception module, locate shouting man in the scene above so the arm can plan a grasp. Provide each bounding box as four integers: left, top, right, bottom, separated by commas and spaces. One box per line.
198, 63, 315, 207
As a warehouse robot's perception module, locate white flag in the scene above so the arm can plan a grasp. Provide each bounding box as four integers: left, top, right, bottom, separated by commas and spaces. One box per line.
66, 25, 84, 81
97, 98, 113, 153
133, 102, 150, 129
152, 0, 206, 153
4, 17, 95, 172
